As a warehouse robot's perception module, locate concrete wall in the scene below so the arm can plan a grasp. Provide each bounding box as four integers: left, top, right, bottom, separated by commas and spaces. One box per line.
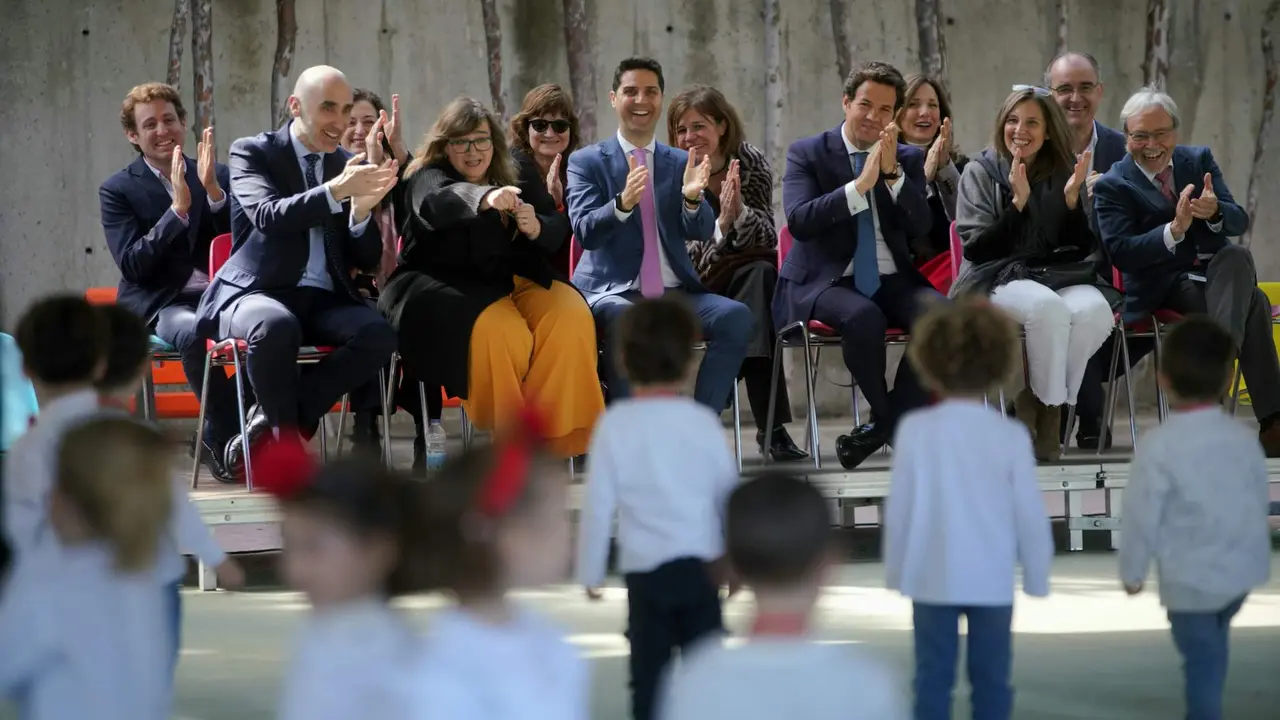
1, 0, 1273, 414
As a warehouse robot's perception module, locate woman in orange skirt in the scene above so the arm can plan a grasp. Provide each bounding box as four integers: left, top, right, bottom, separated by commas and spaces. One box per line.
378, 97, 603, 458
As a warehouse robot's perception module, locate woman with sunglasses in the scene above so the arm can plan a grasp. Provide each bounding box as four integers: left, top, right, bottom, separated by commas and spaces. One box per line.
952, 85, 1118, 462
667, 85, 807, 462
508, 85, 581, 274
378, 97, 604, 460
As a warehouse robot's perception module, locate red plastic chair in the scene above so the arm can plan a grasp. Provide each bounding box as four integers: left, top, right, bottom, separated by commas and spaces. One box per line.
191, 233, 391, 490
762, 226, 908, 469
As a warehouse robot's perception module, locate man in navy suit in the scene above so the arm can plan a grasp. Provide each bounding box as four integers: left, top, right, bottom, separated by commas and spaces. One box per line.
1044, 52, 1134, 448
196, 65, 399, 471
567, 56, 752, 414
1095, 87, 1280, 455
100, 82, 239, 481
776, 61, 937, 469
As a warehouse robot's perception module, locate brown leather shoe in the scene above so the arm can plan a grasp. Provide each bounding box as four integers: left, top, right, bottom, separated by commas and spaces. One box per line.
1259, 421, 1280, 458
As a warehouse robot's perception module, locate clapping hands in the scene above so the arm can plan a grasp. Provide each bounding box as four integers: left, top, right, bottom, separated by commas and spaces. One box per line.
1063, 149, 1093, 210
1009, 147, 1031, 211
924, 118, 952, 183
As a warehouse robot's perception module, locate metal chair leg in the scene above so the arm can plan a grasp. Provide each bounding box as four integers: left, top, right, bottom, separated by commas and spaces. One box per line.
318, 414, 330, 460
1099, 327, 1124, 457
333, 396, 349, 458
762, 335, 786, 464
1120, 331, 1139, 448
191, 351, 216, 489
1061, 404, 1077, 456
732, 382, 743, 473
799, 333, 821, 469
229, 347, 254, 492
1152, 321, 1168, 422
378, 367, 393, 467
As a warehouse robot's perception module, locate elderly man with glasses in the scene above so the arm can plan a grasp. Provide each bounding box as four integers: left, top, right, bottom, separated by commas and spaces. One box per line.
1094, 86, 1280, 456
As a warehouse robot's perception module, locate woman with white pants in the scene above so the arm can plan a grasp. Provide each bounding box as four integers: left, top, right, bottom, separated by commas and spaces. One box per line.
951, 86, 1118, 461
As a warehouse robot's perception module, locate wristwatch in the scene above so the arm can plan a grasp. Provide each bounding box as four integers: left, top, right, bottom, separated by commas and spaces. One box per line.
683, 191, 702, 208
881, 163, 902, 181
614, 193, 628, 213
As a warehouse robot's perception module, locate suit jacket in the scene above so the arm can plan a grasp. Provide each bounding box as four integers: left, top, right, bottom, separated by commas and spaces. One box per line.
1092, 121, 1127, 174
775, 125, 932, 329
99, 156, 230, 323
1094, 146, 1248, 318
565, 136, 715, 304
196, 122, 382, 335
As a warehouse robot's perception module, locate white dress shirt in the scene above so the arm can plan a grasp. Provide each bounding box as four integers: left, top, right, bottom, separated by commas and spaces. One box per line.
839, 122, 906, 277
145, 161, 223, 290
287, 124, 372, 291
660, 635, 910, 720
278, 599, 420, 720
611, 131, 701, 290
576, 396, 739, 588
0, 538, 171, 720
407, 606, 589, 720
884, 400, 1054, 605
1133, 158, 1225, 253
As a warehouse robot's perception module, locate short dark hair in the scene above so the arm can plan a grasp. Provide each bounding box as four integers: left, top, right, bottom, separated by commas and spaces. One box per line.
726, 474, 831, 586
613, 56, 665, 93
1161, 315, 1236, 402
615, 296, 697, 386
15, 295, 108, 385
843, 61, 907, 110
908, 296, 1021, 396
284, 459, 429, 597
1043, 51, 1104, 88
96, 304, 151, 393
352, 88, 386, 114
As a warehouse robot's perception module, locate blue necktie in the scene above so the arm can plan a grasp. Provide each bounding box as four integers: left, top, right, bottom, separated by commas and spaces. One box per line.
304, 154, 357, 298
851, 152, 880, 297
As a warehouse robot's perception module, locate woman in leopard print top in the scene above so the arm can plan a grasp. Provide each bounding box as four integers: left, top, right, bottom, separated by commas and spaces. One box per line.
668, 86, 807, 462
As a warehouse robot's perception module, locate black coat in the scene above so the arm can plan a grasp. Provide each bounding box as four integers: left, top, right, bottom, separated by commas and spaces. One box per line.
378, 158, 569, 398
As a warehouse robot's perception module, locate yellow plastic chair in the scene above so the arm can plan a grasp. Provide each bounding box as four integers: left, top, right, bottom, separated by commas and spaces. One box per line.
1233, 281, 1280, 406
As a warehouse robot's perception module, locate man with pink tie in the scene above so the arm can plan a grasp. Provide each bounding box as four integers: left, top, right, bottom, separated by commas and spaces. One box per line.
566, 56, 753, 412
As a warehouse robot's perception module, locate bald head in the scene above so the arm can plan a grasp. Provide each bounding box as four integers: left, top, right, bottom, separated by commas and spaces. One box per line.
288, 65, 354, 154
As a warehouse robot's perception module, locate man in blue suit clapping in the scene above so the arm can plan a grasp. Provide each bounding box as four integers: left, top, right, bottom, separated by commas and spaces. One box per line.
567, 57, 752, 414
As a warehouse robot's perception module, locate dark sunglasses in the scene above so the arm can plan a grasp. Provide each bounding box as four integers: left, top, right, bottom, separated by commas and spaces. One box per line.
529, 118, 571, 134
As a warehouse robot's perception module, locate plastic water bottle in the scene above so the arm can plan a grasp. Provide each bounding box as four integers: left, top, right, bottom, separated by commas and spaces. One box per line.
425, 420, 447, 473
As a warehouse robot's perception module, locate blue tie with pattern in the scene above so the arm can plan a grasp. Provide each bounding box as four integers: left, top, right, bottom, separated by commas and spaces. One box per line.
304, 153, 357, 298
851, 152, 880, 297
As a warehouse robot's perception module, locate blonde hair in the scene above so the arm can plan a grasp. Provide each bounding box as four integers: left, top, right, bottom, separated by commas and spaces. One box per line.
57, 418, 173, 572
404, 96, 517, 187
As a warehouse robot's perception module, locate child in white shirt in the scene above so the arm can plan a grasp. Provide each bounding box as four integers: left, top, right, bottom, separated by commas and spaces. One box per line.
1119, 316, 1271, 720
252, 439, 425, 720
660, 473, 910, 719
3, 295, 110, 560
885, 298, 1054, 720
409, 411, 589, 720
0, 416, 176, 720
93, 303, 243, 668
577, 296, 739, 720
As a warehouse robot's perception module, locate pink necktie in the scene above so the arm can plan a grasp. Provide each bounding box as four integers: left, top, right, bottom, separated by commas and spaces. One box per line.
1155, 166, 1175, 203
633, 148, 663, 298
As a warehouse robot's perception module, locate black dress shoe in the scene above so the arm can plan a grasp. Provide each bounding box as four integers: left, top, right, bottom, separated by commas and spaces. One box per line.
411, 435, 426, 477
756, 426, 809, 462
1076, 425, 1113, 451
349, 412, 383, 460
190, 432, 239, 484
224, 405, 271, 478
835, 423, 889, 470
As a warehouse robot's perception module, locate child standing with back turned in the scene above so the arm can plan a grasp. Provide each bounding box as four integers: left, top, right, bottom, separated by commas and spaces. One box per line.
576, 296, 739, 720
660, 473, 910, 719
884, 298, 1054, 720
1119, 316, 1271, 720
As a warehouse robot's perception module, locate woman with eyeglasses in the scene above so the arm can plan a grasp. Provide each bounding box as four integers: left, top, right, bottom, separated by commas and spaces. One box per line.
667, 85, 807, 462
508, 85, 581, 276
951, 85, 1119, 462
378, 97, 604, 460
896, 74, 968, 292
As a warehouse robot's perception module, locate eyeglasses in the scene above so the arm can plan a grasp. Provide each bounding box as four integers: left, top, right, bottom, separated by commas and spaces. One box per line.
529, 118, 571, 134
1126, 128, 1175, 144
1051, 83, 1098, 97
1012, 84, 1053, 98
448, 136, 493, 153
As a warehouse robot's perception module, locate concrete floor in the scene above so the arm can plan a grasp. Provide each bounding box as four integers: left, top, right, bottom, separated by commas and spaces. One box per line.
153, 553, 1280, 719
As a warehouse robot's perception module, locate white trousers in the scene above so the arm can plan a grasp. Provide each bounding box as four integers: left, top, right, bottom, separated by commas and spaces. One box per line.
990, 280, 1114, 406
